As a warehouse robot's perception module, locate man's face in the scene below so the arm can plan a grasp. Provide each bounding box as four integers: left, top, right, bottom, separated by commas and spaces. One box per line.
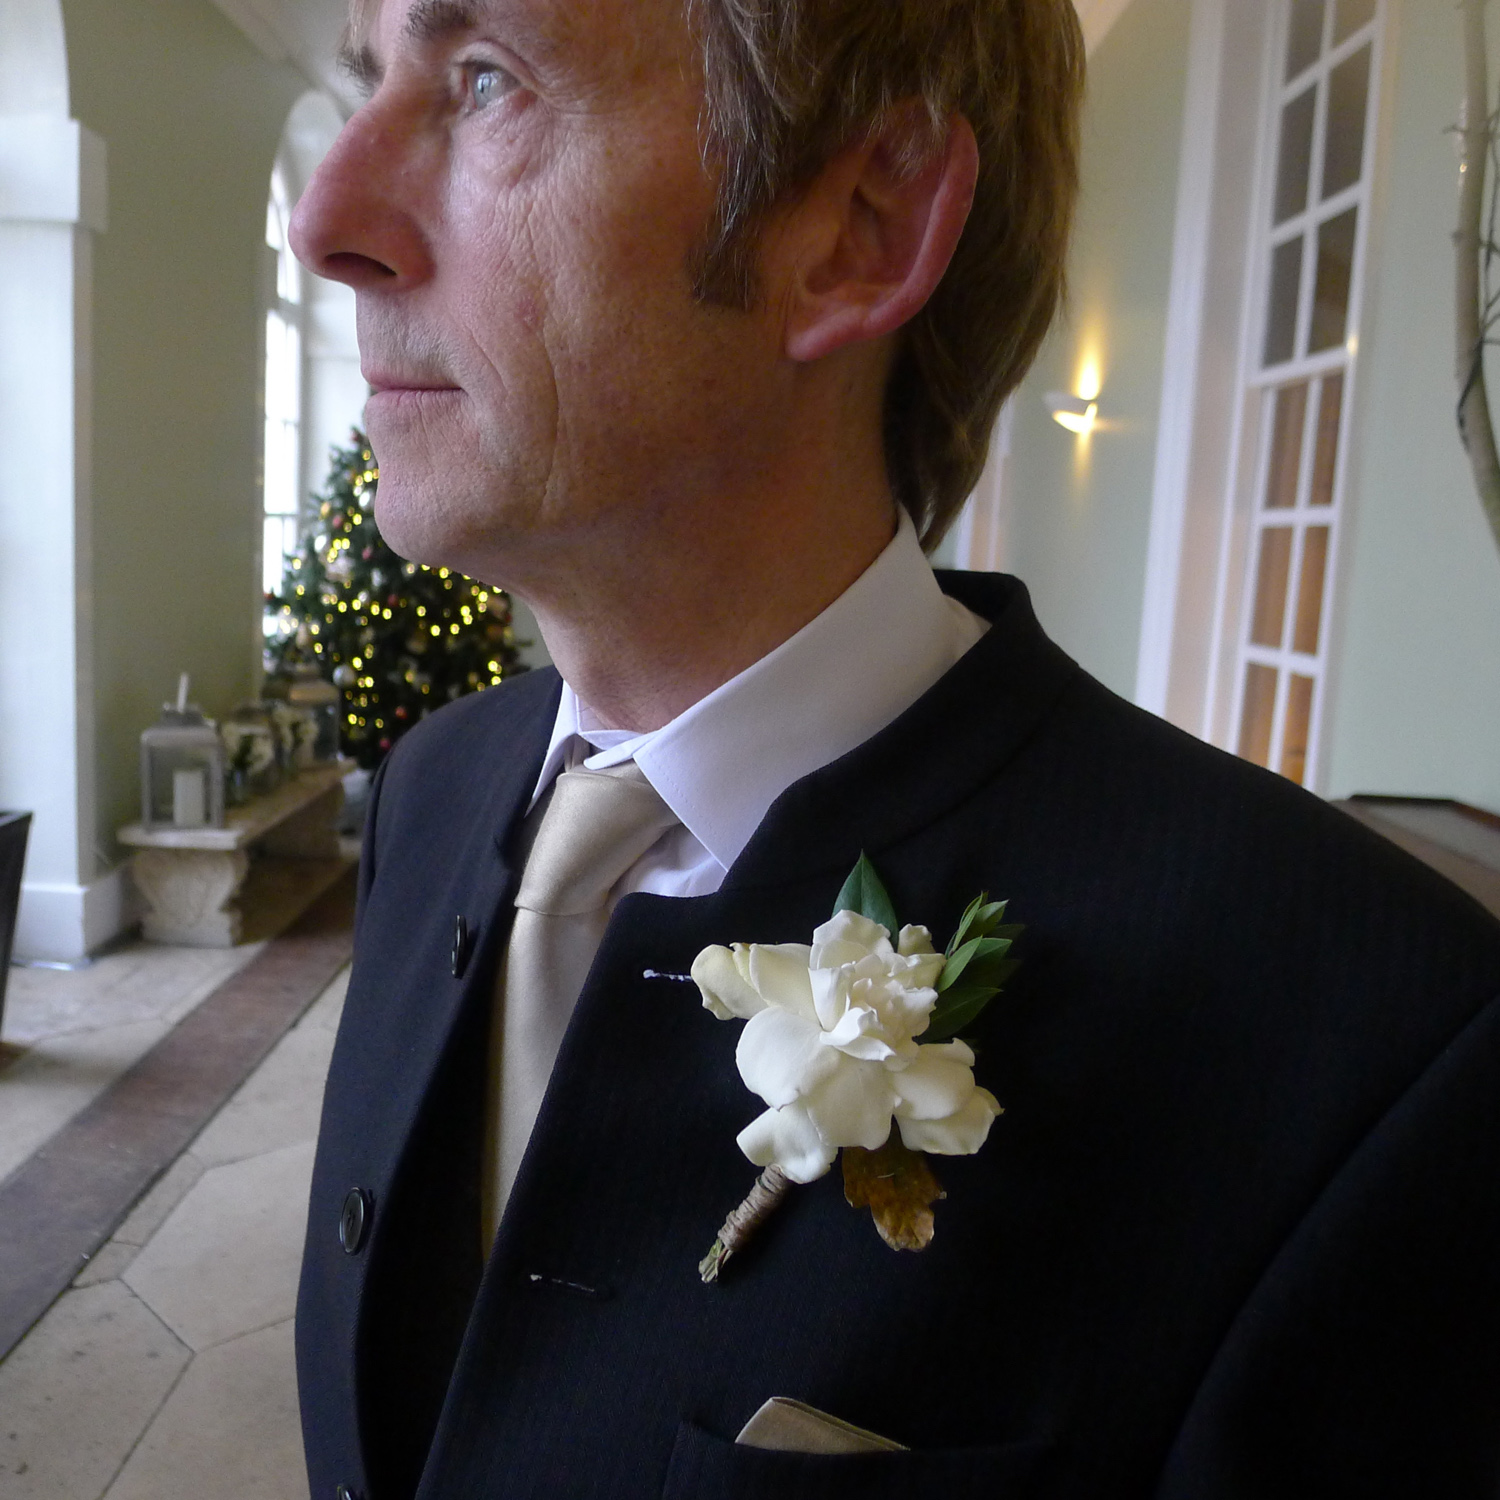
291, 0, 780, 581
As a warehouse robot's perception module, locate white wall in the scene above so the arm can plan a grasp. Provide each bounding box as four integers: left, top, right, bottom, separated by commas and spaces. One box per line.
981, 0, 1196, 699
0, 0, 308, 959
1320, 0, 1500, 806
0, 6, 119, 959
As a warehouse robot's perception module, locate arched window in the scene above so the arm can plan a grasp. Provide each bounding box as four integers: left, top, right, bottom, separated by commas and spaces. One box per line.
262, 161, 304, 611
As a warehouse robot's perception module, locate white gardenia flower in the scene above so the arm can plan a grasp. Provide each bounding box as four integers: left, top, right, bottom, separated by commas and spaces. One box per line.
692, 910, 1002, 1183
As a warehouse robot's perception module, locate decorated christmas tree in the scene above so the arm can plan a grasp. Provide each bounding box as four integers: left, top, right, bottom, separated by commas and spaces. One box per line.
264, 431, 527, 768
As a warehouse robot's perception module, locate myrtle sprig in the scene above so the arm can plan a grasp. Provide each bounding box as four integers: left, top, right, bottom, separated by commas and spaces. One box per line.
924, 893, 1022, 1043
835, 854, 1022, 1044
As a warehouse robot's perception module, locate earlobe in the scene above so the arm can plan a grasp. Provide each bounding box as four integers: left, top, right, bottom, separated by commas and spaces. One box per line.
782, 112, 979, 365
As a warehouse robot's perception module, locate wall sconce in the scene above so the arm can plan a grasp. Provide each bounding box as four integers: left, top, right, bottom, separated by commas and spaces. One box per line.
1045, 391, 1099, 435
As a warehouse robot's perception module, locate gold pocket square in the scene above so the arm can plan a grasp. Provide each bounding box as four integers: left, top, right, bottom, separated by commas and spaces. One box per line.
734, 1397, 907, 1455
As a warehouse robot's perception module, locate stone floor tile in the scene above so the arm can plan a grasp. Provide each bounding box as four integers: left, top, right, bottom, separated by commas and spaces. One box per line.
190, 971, 347, 1168
0, 1281, 188, 1500
101, 1319, 307, 1500
112, 1153, 207, 1247
72, 1239, 140, 1288
302, 965, 350, 1033
4, 942, 264, 1046
123, 1141, 315, 1351
0, 1020, 172, 1184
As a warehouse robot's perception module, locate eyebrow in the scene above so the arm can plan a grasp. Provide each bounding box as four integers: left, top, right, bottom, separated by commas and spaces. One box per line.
338, 41, 382, 93
335, 0, 481, 93
336, 0, 555, 96
404, 0, 484, 45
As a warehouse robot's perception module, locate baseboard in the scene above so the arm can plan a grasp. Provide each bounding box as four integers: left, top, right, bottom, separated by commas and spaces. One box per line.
13, 866, 137, 963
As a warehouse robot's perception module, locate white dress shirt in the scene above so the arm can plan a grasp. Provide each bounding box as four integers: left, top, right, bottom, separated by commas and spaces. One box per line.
527, 512, 988, 897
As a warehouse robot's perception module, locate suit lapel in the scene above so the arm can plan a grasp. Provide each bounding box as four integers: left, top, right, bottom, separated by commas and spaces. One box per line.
344, 669, 563, 1177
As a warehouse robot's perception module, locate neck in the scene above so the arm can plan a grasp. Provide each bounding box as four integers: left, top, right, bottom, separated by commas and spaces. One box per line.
505, 457, 898, 734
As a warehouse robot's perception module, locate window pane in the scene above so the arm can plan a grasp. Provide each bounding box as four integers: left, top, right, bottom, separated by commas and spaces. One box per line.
1264, 236, 1303, 366
1280, 673, 1316, 784
1309, 208, 1357, 352
264, 515, 296, 595
278, 247, 301, 305
1250, 527, 1294, 647
1310, 372, 1343, 505
1239, 663, 1280, 766
1322, 46, 1370, 199
265, 314, 301, 425
1265, 382, 1308, 509
1274, 87, 1317, 224
1334, 0, 1376, 44
1286, 0, 1326, 80
1293, 525, 1330, 653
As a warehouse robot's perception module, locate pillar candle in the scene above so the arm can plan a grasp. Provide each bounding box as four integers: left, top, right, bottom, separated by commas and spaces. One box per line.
173, 767, 207, 827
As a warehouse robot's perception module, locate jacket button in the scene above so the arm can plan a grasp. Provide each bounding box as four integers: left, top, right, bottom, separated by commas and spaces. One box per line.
339, 1188, 371, 1255
452, 914, 472, 978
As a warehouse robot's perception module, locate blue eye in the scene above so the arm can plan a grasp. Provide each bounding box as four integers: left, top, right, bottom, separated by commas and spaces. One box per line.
469, 64, 514, 108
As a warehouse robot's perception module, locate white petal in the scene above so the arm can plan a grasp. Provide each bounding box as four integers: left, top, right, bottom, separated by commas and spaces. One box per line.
891, 1041, 977, 1121
736, 1006, 838, 1107
809, 963, 848, 1033
898, 949, 945, 991
820, 1005, 889, 1054
746, 943, 817, 1020
897, 924, 936, 957
896, 1087, 1002, 1156
877, 1037, 922, 1070
801, 1057, 897, 1151
811, 910, 892, 969
691, 944, 766, 1021
737, 1103, 836, 1184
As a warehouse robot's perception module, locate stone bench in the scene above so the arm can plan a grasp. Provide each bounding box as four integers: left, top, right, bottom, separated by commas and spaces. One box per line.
118, 760, 354, 946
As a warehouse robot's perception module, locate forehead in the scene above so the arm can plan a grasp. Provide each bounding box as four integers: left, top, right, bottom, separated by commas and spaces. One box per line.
346, 0, 689, 73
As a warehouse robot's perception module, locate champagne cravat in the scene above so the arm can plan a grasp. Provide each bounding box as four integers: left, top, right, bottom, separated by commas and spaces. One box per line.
483, 761, 680, 1242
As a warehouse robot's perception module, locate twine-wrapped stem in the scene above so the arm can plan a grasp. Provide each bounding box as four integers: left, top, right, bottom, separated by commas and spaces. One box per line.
699, 1165, 792, 1283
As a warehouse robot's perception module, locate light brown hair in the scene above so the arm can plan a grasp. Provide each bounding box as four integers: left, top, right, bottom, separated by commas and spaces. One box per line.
687, 0, 1085, 550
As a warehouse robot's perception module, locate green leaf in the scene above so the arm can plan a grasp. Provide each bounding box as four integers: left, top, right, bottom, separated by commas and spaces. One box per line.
960, 944, 1015, 986
971, 956, 1019, 991
923, 984, 1002, 1043
937, 935, 1010, 992
833, 853, 899, 934
948, 894, 1008, 954
938, 935, 983, 990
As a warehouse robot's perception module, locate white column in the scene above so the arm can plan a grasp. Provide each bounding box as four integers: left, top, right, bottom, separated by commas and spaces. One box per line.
0, 114, 116, 960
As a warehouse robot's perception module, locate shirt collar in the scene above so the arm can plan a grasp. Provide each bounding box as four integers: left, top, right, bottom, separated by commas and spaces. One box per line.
529, 510, 986, 872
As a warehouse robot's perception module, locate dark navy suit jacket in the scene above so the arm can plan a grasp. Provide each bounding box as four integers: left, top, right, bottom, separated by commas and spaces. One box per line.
297, 572, 1500, 1499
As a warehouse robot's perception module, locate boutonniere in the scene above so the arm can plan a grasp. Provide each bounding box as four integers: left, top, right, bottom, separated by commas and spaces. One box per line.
692, 854, 1021, 1281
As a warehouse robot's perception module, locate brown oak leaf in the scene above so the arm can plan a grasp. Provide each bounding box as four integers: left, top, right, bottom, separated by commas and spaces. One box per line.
841, 1129, 947, 1251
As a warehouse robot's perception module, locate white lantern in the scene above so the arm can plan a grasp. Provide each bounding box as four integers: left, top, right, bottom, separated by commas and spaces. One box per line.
139, 675, 226, 830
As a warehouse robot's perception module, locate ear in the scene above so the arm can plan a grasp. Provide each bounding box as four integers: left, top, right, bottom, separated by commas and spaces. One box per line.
775, 107, 979, 365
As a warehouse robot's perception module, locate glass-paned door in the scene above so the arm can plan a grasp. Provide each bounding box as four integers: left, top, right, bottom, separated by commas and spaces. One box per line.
1229, 0, 1381, 786
263, 166, 304, 608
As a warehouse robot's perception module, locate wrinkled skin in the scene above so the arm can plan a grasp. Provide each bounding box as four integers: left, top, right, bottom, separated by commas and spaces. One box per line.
291, 0, 787, 584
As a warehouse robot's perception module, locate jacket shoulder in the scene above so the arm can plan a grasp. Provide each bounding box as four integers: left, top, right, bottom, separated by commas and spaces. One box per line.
375, 667, 560, 802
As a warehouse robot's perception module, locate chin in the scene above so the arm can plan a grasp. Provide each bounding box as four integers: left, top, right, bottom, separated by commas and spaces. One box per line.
372, 467, 533, 591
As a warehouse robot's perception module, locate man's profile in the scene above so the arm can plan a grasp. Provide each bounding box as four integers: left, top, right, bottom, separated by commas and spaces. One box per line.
290, 0, 1500, 1495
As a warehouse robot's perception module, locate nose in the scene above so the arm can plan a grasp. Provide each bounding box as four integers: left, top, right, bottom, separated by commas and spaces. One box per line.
289, 101, 434, 290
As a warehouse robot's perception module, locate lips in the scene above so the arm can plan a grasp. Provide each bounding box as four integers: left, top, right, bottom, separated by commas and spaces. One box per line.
363, 368, 461, 394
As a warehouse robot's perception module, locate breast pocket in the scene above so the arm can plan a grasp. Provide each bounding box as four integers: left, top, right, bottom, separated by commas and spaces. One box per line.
661, 1419, 1054, 1500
